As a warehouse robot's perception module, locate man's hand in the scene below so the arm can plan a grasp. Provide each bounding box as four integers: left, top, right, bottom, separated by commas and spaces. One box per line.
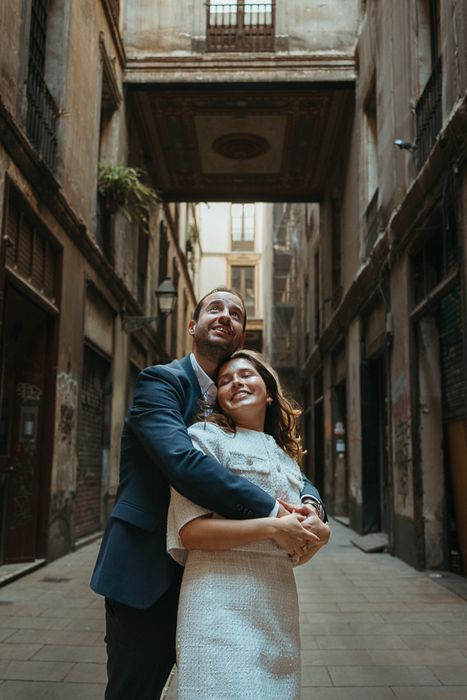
277, 499, 331, 561
271, 513, 320, 555
297, 504, 330, 562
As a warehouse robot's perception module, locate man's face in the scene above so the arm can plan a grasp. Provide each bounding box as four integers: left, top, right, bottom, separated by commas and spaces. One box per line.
188, 291, 245, 359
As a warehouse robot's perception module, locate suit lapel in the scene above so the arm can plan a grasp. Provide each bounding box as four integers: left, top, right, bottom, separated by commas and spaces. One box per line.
179, 355, 203, 422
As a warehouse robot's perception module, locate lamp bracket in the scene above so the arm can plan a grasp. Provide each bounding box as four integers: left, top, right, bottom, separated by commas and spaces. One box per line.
123, 315, 159, 333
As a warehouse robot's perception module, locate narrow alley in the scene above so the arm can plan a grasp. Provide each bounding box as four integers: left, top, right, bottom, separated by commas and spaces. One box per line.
0, 518, 466, 699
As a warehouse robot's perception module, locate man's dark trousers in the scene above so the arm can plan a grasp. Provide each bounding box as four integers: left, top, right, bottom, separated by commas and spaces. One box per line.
104, 568, 182, 700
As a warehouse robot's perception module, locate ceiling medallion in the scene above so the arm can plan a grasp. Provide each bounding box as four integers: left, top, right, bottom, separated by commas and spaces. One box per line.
212, 133, 270, 160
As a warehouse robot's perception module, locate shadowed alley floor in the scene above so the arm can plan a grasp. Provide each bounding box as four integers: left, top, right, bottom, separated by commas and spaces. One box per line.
0, 518, 466, 699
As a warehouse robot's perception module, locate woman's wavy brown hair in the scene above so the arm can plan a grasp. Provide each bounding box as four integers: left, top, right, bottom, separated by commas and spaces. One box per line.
202, 349, 305, 462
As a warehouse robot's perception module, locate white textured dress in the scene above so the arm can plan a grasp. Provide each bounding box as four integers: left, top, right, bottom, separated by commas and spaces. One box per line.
167, 422, 304, 700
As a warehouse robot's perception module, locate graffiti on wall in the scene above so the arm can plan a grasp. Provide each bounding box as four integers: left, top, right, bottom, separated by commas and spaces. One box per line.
52, 371, 79, 497
57, 372, 78, 438
392, 373, 411, 503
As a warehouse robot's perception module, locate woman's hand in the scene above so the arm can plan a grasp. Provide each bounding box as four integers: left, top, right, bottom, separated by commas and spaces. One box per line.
296, 506, 331, 563
271, 513, 320, 555
277, 499, 331, 561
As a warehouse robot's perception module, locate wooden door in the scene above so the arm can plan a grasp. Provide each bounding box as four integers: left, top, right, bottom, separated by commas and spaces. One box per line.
0, 286, 49, 562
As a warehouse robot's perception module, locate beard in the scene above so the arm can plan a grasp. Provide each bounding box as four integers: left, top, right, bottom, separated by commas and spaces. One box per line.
194, 327, 242, 363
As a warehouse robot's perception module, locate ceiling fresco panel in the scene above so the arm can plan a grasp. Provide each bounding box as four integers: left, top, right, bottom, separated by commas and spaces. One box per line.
129, 83, 354, 201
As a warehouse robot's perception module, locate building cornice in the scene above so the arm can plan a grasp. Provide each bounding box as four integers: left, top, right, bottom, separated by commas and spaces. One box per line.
100, 0, 126, 68
124, 53, 356, 84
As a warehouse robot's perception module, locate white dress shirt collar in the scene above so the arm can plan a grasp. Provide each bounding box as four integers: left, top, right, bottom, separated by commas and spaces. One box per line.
190, 353, 217, 406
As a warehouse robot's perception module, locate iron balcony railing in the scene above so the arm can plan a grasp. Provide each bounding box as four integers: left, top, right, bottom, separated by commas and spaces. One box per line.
415, 56, 442, 170
26, 66, 59, 170
206, 2, 275, 52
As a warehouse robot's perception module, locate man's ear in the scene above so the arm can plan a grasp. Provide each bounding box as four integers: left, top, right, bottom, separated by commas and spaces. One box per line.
238, 332, 246, 348
187, 320, 196, 335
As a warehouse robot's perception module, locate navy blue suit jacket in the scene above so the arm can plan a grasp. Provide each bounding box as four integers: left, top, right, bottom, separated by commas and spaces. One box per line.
90, 355, 322, 608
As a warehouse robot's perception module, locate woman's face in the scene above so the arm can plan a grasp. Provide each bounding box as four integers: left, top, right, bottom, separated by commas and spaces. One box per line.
217, 357, 269, 431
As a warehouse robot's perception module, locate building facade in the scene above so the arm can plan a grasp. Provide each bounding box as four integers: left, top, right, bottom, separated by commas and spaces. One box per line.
294, 0, 467, 575
197, 202, 266, 350
3, 0, 464, 582
0, 0, 197, 565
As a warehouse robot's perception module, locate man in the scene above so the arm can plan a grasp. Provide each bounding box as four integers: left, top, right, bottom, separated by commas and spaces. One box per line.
91, 287, 329, 699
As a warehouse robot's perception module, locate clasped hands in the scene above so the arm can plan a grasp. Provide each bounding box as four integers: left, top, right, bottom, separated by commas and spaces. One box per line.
273, 499, 330, 564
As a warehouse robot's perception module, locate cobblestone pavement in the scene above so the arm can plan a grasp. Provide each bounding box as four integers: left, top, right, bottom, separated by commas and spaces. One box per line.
0, 519, 466, 699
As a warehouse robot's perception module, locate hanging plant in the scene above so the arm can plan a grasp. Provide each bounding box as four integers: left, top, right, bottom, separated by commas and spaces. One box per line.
97, 164, 160, 226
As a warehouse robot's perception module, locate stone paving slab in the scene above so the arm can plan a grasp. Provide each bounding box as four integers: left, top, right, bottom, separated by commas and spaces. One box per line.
392, 689, 467, 700
0, 517, 466, 699
0, 680, 105, 699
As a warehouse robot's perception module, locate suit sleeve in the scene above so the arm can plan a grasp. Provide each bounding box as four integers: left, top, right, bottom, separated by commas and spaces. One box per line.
126, 365, 276, 520
300, 474, 322, 502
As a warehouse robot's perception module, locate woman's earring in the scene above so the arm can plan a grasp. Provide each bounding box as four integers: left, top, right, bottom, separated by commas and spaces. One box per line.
267, 397, 273, 405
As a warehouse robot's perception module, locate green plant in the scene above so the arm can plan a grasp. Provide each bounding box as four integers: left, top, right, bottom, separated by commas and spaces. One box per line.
97, 164, 160, 225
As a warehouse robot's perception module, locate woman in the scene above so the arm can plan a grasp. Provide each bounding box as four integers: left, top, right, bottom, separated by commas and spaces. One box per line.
167, 350, 322, 699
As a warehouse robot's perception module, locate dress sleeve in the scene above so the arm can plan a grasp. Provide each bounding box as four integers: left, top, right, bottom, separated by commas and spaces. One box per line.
167, 423, 222, 565
167, 487, 212, 566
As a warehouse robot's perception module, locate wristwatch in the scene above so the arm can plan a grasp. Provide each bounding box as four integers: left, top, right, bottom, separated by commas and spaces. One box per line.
302, 498, 326, 521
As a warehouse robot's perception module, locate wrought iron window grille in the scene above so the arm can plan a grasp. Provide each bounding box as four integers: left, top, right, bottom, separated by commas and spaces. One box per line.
415, 56, 442, 170
26, 0, 59, 170
206, 1, 275, 52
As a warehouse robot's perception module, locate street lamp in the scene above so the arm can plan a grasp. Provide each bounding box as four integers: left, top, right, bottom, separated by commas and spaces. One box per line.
123, 277, 178, 333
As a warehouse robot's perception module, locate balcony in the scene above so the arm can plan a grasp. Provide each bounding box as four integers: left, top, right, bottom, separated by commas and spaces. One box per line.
206, 2, 275, 53
415, 57, 442, 170
26, 66, 59, 171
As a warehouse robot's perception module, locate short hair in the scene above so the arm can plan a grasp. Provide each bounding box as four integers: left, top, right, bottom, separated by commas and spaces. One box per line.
192, 287, 247, 331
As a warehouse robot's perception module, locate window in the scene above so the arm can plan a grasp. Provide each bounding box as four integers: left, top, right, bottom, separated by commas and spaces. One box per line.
364, 80, 379, 254
417, 0, 440, 92
137, 227, 149, 309
331, 197, 342, 308
364, 82, 378, 205
95, 34, 122, 259
231, 265, 255, 317
314, 250, 321, 343
231, 203, 255, 250
411, 204, 458, 307
206, 1, 275, 52
415, 0, 442, 168
170, 260, 180, 358
157, 222, 170, 342
26, 0, 59, 169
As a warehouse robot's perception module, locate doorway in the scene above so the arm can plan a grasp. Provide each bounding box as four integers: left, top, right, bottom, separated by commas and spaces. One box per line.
0, 285, 54, 563
360, 355, 389, 534
332, 379, 348, 516
75, 345, 111, 539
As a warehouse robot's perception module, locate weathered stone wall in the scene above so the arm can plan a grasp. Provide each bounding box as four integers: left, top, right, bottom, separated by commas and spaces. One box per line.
124, 0, 360, 59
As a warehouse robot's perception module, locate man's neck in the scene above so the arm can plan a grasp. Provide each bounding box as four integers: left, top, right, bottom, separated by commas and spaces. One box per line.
192, 350, 220, 379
